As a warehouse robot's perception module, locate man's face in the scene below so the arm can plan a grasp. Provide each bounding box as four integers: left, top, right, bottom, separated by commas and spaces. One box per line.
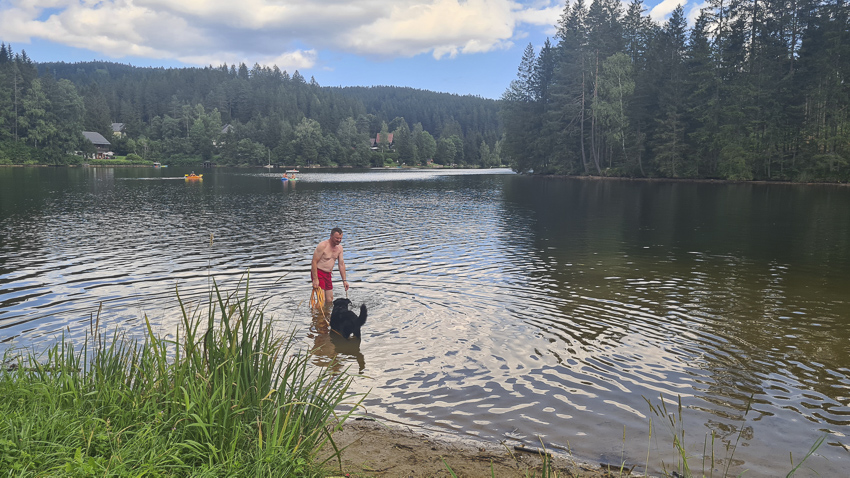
330, 232, 342, 247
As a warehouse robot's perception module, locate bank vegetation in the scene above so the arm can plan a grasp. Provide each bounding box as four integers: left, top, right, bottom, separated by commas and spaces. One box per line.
0, 44, 502, 169
501, 0, 850, 183
0, 279, 361, 476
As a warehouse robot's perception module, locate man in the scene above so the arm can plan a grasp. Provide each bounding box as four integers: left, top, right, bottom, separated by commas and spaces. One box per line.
311, 227, 349, 307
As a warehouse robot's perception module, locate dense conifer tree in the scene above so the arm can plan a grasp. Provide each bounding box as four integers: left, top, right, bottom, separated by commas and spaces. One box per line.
501, 0, 849, 181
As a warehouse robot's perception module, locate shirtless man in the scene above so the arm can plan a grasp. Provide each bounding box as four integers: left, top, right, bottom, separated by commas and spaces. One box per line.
311, 227, 349, 306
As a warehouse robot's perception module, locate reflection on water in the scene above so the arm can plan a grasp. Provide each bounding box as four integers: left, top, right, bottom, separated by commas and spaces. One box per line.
1, 167, 849, 476
308, 302, 367, 375
310, 330, 366, 375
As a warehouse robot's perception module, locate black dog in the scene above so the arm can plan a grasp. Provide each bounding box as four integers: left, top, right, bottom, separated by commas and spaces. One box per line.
329, 298, 368, 339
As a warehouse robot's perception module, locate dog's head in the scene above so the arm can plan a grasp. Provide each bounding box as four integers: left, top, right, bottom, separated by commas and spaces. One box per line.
332, 298, 352, 310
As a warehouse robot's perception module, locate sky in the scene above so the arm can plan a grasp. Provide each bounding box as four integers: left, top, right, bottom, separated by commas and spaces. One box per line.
0, 0, 706, 99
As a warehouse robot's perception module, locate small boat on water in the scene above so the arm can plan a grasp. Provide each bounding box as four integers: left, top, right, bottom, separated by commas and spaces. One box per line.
282, 169, 299, 181
185, 173, 203, 181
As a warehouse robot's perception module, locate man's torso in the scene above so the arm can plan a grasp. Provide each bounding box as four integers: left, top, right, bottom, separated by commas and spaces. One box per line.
316, 240, 342, 272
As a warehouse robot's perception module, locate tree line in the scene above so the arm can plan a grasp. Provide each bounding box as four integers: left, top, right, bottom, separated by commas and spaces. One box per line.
0, 47, 503, 167
501, 0, 849, 182
0, 46, 86, 164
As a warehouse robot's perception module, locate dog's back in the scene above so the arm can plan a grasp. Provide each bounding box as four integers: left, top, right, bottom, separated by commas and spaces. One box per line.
330, 299, 368, 339
346, 304, 367, 339
355, 304, 367, 329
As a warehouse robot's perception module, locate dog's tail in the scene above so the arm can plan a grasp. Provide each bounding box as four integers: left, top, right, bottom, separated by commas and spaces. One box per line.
358, 304, 368, 327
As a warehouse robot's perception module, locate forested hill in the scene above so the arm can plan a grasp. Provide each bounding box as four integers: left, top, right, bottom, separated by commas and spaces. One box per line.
38, 60, 367, 131
334, 86, 501, 149
0, 52, 502, 167
501, 0, 850, 183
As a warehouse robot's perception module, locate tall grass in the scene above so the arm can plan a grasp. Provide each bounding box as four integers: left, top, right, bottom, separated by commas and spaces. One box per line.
0, 277, 362, 476
644, 394, 826, 478
451, 394, 829, 478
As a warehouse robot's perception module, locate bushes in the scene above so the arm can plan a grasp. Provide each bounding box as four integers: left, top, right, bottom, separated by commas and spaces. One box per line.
0, 140, 36, 164
87, 156, 154, 165
0, 141, 88, 165
0, 277, 363, 476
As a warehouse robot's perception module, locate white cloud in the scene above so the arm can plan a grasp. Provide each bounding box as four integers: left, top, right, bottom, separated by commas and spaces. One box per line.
0, 0, 560, 68
687, 1, 709, 24
649, 0, 687, 22
345, 0, 519, 59
514, 4, 561, 26
183, 49, 318, 70
647, 0, 708, 27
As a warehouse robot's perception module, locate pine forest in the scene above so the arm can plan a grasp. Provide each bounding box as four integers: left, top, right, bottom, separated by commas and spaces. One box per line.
501, 0, 850, 182
0, 48, 501, 168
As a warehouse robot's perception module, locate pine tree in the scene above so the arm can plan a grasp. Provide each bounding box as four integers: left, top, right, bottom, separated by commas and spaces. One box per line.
550, 0, 591, 174
501, 43, 542, 172
621, 0, 655, 175
686, 12, 724, 177
651, 5, 690, 177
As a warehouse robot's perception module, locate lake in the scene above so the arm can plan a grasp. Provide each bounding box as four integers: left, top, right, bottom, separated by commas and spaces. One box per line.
1, 166, 848, 476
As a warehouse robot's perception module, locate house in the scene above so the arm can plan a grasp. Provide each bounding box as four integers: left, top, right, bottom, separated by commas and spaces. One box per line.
214, 124, 234, 147
111, 123, 125, 137
370, 132, 394, 151
82, 131, 112, 159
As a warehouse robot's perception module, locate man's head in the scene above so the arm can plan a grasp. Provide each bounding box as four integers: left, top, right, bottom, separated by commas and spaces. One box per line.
330, 227, 343, 246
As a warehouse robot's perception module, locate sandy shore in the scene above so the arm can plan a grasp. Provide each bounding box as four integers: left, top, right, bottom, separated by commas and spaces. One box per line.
320, 417, 634, 477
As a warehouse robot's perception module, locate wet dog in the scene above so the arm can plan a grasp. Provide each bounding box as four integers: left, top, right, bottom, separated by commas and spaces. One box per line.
329, 298, 368, 339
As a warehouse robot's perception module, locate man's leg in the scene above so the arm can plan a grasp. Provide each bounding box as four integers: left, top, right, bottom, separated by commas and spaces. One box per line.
317, 269, 334, 307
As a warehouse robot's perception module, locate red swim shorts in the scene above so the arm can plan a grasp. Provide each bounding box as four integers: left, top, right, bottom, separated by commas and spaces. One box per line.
315, 269, 333, 290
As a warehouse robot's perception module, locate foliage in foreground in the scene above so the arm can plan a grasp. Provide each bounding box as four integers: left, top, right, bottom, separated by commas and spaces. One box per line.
0, 278, 361, 476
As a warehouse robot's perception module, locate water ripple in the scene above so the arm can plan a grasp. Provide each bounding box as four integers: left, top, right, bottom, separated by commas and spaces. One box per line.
2, 168, 850, 475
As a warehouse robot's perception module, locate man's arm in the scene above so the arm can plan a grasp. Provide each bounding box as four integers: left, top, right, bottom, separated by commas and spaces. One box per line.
338, 252, 349, 291
311, 245, 322, 289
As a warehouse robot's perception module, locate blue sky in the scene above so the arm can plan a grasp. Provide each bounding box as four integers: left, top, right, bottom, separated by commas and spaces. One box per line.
0, 0, 702, 99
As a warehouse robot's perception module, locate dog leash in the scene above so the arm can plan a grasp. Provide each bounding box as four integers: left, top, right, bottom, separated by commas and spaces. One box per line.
311, 276, 349, 323
310, 287, 326, 319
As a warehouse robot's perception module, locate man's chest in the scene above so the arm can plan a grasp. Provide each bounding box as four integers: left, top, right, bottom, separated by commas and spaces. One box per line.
322, 246, 341, 259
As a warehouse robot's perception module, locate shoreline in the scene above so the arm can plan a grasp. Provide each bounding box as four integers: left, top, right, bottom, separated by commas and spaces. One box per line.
323, 416, 630, 477
3, 163, 847, 185
534, 172, 850, 187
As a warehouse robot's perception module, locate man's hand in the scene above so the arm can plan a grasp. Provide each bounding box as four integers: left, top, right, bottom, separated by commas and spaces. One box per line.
343, 280, 349, 291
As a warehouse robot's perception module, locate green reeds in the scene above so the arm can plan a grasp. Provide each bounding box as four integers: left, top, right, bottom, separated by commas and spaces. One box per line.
0, 275, 363, 476
644, 394, 826, 478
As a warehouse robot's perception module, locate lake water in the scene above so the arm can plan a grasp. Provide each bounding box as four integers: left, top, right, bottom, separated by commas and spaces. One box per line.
1, 167, 848, 476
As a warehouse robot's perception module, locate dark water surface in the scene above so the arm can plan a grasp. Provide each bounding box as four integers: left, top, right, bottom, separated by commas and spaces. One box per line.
2, 167, 849, 475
